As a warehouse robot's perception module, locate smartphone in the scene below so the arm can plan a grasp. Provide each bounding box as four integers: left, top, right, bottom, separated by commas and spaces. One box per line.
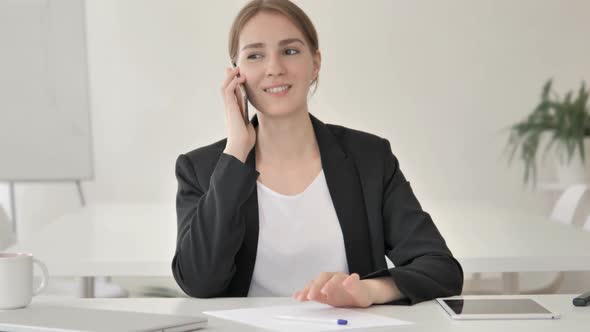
230, 60, 249, 124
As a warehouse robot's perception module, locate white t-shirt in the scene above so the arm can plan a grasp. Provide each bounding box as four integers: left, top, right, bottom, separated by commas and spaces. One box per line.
248, 169, 350, 297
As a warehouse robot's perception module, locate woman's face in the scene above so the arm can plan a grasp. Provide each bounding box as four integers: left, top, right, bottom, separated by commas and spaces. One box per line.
236, 12, 320, 117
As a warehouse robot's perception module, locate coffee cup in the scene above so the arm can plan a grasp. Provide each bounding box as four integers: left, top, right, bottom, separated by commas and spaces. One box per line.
0, 252, 49, 309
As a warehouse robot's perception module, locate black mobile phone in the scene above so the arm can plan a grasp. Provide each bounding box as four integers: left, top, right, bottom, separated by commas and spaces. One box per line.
230, 60, 249, 124
573, 290, 590, 306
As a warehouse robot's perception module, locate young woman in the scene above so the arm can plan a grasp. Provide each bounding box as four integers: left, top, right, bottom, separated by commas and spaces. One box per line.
172, 0, 463, 307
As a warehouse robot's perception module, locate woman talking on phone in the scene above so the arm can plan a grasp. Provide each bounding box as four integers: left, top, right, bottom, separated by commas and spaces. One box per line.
172, 0, 463, 307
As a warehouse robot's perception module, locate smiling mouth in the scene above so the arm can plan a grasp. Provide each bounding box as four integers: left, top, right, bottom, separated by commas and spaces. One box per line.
263, 85, 292, 94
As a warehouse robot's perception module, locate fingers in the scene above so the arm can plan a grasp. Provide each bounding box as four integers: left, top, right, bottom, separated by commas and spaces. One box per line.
342, 273, 372, 308
295, 272, 360, 305
224, 76, 246, 107
295, 273, 372, 308
220, 67, 240, 92
221, 67, 246, 106
320, 273, 347, 297
307, 272, 337, 301
294, 280, 314, 302
294, 273, 336, 302
342, 273, 360, 288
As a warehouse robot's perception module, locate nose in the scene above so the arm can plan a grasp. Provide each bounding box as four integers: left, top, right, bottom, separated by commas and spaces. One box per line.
265, 53, 285, 77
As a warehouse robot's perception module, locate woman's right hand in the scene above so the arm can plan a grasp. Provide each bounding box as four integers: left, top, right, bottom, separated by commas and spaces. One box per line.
221, 66, 256, 163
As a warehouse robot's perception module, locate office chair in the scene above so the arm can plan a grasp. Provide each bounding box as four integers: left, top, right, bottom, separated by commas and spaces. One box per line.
462, 185, 588, 295
0, 205, 16, 250
519, 184, 588, 294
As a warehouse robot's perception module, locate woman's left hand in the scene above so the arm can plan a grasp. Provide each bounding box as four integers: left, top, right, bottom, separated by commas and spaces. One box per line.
293, 272, 373, 308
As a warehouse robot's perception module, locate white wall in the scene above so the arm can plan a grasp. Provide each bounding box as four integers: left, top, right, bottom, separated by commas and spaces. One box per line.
1, 0, 589, 293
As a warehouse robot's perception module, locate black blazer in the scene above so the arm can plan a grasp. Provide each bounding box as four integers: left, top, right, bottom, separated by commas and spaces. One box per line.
172, 113, 463, 305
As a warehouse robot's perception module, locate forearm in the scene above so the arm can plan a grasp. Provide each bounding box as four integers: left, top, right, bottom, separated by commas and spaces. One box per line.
173, 153, 259, 297
173, 203, 244, 297
363, 276, 405, 305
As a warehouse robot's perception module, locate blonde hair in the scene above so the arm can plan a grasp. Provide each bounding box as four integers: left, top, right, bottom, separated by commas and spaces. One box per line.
228, 0, 320, 93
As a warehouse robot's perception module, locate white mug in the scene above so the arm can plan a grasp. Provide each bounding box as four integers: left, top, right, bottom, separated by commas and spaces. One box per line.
0, 253, 49, 309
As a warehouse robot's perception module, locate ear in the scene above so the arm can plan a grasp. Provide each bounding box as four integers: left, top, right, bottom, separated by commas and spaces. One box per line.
312, 49, 321, 80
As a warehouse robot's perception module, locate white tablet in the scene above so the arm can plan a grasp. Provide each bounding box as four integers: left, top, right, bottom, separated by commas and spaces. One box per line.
436, 297, 560, 320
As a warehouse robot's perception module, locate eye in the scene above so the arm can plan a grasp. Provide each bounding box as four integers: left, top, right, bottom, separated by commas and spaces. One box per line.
284, 48, 300, 55
247, 53, 263, 60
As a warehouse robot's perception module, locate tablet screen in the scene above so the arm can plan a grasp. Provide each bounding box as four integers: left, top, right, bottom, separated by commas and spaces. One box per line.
443, 299, 552, 315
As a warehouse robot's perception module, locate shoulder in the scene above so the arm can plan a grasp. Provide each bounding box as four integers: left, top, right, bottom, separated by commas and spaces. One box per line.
325, 123, 400, 178
181, 138, 227, 163
176, 138, 227, 179
325, 123, 391, 157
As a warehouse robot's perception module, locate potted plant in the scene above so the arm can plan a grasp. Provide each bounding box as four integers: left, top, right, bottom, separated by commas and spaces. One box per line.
506, 79, 590, 186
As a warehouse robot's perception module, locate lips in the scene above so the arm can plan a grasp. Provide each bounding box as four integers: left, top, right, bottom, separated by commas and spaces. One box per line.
263, 84, 292, 94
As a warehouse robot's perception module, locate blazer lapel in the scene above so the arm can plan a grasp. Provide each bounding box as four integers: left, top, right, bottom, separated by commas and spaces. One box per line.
310, 115, 374, 277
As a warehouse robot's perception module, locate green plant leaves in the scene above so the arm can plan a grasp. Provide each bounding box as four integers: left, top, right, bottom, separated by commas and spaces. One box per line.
505, 79, 590, 186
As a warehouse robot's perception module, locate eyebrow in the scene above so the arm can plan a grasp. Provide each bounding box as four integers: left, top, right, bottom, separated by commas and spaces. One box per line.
240, 38, 305, 52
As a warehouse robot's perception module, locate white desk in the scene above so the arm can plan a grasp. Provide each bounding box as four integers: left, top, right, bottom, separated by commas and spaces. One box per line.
7, 202, 590, 296
422, 200, 590, 273
423, 200, 590, 294
26, 294, 588, 331
7, 204, 177, 277
6, 204, 177, 297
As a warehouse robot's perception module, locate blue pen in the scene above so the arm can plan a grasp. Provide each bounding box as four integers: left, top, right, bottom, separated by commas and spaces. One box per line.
274, 315, 348, 325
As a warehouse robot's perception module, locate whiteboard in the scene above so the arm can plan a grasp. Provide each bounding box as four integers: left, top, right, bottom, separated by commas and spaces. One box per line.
0, 0, 93, 181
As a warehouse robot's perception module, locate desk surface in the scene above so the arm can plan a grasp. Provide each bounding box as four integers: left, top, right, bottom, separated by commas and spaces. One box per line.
423, 200, 590, 272
28, 294, 588, 332
8, 204, 176, 276
6, 201, 590, 277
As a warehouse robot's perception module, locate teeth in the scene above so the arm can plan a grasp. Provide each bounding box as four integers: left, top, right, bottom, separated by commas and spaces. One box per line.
265, 85, 290, 93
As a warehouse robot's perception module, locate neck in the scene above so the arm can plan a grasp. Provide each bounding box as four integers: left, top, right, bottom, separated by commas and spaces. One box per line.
255, 109, 319, 164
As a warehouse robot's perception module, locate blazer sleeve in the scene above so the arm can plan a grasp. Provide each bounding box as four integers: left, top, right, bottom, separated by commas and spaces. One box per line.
171, 152, 259, 298
362, 139, 464, 305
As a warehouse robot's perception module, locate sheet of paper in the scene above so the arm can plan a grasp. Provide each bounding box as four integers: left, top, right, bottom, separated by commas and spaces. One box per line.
203, 302, 413, 331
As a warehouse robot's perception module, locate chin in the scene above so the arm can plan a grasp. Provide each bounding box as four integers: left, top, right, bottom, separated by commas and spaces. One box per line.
264, 107, 296, 116
255, 101, 307, 118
